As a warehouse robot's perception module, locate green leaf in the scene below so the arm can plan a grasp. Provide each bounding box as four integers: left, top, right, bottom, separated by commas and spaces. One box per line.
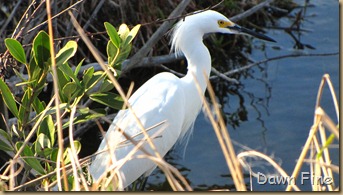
5, 38, 27, 64
33, 31, 51, 69
18, 88, 32, 126
64, 141, 81, 164
72, 140, 81, 154
118, 24, 130, 41
123, 24, 141, 46
0, 139, 13, 152
0, 130, 13, 152
40, 148, 53, 159
78, 107, 90, 114
86, 71, 103, 90
31, 63, 43, 83
15, 79, 37, 87
62, 82, 77, 100
12, 68, 28, 84
56, 68, 70, 97
33, 134, 51, 155
99, 79, 114, 92
33, 97, 56, 146
62, 110, 105, 129
50, 148, 59, 163
113, 44, 131, 69
59, 63, 80, 85
106, 41, 119, 67
0, 78, 19, 118
45, 115, 55, 146
32, 95, 45, 114
44, 103, 68, 117
0, 129, 11, 142
82, 67, 94, 88
55, 41, 78, 66
89, 92, 123, 110
37, 114, 56, 146
104, 22, 120, 48
316, 133, 336, 159
28, 53, 38, 79
74, 58, 85, 77
29, 103, 68, 128
15, 142, 46, 175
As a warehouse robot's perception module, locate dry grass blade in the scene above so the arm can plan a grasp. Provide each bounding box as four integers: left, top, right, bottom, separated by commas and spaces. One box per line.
315, 74, 339, 122
192, 71, 246, 191
315, 108, 339, 138
45, 0, 68, 190
134, 155, 192, 191
285, 74, 339, 191
67, 148, 80, 190
237, 150, 301, 191
0, 0, 24, 36
302, 159, 339, 173
68, 106, 89, 191
27, 0, 84, 34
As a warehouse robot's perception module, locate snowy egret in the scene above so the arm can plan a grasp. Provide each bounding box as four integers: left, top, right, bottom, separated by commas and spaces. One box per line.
89, 10, 275, 189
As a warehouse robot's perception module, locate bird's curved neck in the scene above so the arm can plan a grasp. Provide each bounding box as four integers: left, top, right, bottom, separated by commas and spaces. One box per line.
181, 34, 211, 94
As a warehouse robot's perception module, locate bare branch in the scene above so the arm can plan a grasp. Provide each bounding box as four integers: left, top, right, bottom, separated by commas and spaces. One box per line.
83, 0, 106, 30
123, 0, 192, 71
6, 50, 338, 97
0, 0, 24, 36
230, 0, 274, 22
214, 52, 339, 78
211, 67, 240, 84
123, 0, 276, 71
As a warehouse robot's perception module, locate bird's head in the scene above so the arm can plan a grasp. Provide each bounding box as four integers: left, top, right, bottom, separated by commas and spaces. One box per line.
171, 10, 275, 53
195, 10, 276, 42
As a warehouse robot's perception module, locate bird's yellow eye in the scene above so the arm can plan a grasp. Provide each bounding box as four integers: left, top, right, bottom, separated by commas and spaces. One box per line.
218, 20, 225, 27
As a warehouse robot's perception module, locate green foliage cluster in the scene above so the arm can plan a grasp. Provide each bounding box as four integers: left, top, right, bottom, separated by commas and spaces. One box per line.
0, 22, 140, 190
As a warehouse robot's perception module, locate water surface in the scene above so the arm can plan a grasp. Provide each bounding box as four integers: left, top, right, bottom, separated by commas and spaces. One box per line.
147, 0, 339, 191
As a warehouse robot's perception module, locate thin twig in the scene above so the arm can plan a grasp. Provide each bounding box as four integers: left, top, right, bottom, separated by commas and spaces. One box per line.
123, 0, 275, 71
46, 0, 68, 190
0, 0, 24, 36
123, 0, 192, 71
302, 159, 339, 173
83, 0, 106, 30
6, 52, 338, 97
211, 67, 239, 84
214, 52, 339, 78
138, 0, 225, 27
237, 150, 301, 191
230, 0, 274, 22
27, 0, 84, 34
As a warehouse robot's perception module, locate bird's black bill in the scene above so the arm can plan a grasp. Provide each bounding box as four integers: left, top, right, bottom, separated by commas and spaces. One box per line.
229, 25, 276, 42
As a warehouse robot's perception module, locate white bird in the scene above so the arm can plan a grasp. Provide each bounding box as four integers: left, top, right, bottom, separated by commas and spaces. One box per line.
89, 10, 275, 190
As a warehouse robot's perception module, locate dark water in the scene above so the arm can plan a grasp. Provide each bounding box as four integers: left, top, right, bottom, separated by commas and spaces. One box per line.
146, 0, 339, 191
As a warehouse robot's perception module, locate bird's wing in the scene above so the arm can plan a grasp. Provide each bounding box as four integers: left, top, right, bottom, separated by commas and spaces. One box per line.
90, 72, 186, 188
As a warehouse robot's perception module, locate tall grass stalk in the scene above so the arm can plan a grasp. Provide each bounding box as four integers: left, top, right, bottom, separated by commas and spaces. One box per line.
284, 74, 339, 191
192, 72, 246, 191
237, 150, 301, 191
45, 0, 68, 191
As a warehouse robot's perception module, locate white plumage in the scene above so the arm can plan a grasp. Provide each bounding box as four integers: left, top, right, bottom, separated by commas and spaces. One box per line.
89, 10, 275, 190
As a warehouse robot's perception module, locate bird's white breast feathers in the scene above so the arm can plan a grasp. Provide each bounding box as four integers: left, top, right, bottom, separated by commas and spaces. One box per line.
89, 72, 190, 188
